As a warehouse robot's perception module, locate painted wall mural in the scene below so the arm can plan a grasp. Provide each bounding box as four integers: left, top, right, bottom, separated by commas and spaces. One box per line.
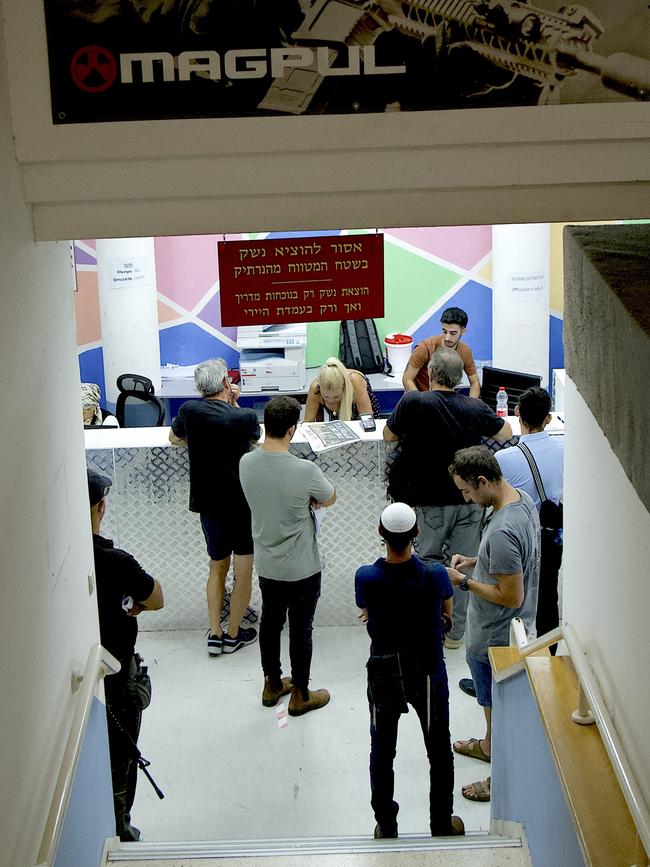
75, 226, 565, 402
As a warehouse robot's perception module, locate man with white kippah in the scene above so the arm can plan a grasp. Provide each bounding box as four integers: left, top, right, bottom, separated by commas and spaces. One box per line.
355, 502, 464, 840
384, 350, 512, 652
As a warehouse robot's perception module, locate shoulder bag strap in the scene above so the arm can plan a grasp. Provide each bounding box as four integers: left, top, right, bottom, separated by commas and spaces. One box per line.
516, 441, 548, 503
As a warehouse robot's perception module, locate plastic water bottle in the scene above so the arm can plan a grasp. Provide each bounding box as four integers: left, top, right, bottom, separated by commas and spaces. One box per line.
496, 387, 508, 418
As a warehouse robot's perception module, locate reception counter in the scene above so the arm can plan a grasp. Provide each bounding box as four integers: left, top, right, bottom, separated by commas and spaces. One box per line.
85, 415, 563, 632
85, 422, 391, 630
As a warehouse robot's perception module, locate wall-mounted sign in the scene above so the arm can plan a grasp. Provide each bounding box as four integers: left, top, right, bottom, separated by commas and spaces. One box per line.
43, 1, 649, 124
218, 234, 384, 326
109, 257, 148, 289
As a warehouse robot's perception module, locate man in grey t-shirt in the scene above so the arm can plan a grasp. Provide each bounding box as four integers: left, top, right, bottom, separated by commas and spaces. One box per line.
240, 396, 336, 716
446, 446, 540, 804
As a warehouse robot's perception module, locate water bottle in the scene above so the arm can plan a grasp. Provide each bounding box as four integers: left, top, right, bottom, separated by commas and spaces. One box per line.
496, 387, 508, 418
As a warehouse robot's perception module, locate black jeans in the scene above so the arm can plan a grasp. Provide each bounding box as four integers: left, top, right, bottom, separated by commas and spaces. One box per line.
536, 532, 563, 654
368, 659, 454, 835
258, 572, 321, 696
105, 666, 143, 841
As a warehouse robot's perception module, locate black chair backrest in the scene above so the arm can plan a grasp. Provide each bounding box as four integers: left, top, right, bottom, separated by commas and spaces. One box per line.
116, 391, 165, 428
117, 373, 155, 395
480, 365, 542, 415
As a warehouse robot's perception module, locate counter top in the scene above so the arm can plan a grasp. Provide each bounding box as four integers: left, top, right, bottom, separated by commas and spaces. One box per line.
84, 413, 563, 451
85, 419, 388, 450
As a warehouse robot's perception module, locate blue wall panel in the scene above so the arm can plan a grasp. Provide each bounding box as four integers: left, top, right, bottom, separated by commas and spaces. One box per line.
78, 347, 106, 404
492, 671, 584, 867
54, 697, 115, 867
159, 322, 239, 369
411, 280, 493, 361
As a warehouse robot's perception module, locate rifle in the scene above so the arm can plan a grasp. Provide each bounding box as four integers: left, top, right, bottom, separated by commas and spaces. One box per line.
258, 0, 650, 113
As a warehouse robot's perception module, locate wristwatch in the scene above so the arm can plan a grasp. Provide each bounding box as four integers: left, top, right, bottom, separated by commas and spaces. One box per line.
459, 575, 471, 592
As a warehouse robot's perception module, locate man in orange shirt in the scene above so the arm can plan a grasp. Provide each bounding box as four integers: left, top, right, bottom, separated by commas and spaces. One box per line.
402, 307, 480, 398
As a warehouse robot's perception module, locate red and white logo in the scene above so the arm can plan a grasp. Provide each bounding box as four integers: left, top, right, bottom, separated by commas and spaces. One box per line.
70, 46, 117, 93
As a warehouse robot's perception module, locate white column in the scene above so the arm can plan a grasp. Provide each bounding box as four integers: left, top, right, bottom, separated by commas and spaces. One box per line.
96, 237, 161, 405
492, 224, 550, 386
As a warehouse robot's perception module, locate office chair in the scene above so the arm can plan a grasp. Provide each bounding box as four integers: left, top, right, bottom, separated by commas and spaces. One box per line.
115, 374, 165, 427
480, 365, 542, 415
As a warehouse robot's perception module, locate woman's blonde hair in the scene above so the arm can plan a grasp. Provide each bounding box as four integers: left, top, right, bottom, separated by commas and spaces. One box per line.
318, 357, 353, 420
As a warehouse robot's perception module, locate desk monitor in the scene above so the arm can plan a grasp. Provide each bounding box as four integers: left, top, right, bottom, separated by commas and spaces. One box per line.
480, 366, 542, 415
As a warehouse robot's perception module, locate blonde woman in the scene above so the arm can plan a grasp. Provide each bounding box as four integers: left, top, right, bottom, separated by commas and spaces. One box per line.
304, 357, 381, 422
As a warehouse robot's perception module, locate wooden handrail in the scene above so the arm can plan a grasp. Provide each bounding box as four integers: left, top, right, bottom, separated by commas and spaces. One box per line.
35, 643, 120, 867
503, 618, 650, 862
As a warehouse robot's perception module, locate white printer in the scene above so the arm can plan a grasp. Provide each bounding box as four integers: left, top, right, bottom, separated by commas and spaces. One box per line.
237, 323, 307, 393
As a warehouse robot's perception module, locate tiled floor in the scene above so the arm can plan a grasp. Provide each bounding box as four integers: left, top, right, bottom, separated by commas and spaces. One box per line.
133, 627, 491, 843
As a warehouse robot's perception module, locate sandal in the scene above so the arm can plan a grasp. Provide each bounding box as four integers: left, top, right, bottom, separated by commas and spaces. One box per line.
453, 737, 491, 763
462, 777, 491, 802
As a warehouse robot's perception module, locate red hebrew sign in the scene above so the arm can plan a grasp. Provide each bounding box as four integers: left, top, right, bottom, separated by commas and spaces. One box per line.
218, 234, 384, 327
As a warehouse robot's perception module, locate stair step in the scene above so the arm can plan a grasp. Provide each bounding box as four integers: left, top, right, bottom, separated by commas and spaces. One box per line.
108, 831, 523, 862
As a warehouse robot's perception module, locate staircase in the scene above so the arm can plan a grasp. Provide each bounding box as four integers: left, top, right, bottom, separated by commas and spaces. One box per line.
108, 831, 531, 867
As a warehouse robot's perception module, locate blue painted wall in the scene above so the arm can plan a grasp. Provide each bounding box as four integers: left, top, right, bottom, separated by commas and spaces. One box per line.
491, 671, 585, 867
53, 697, 115, 867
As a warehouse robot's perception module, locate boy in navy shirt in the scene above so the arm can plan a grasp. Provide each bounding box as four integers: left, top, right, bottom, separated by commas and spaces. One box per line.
355, 502, 463, 839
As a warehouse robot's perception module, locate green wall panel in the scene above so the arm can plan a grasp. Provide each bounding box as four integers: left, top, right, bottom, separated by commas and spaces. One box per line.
307, 240, 461, 367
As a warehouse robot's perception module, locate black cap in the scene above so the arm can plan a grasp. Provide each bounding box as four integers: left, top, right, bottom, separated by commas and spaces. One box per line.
87, 469, 112, 507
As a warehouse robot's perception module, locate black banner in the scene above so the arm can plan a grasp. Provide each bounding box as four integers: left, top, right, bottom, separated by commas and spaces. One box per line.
44, 1, 649, 124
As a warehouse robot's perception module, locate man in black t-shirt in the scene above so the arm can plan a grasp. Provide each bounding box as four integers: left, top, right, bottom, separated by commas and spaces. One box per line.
88, 469, 164, 842
169, 358, 261, 655
383, 350, 512, 648
355, 503, 463, 839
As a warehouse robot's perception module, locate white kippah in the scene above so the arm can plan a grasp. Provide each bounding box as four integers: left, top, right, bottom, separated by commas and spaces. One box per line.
381, 502, 417, 533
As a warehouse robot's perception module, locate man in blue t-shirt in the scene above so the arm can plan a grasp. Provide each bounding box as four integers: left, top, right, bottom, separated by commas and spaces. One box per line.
355, 503, 464, 840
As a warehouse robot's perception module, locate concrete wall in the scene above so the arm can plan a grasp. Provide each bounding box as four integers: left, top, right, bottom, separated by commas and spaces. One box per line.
0, 17, 112, 867
562, 377, 650, 809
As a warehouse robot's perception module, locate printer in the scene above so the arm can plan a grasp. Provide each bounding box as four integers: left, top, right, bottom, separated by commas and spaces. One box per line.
237, 323, 307, 393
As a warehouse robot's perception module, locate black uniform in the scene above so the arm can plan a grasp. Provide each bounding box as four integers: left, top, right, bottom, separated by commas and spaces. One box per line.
93, 534, 155, 842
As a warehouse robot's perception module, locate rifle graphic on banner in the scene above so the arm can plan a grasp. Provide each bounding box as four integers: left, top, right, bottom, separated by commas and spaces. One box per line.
258, 0, 650, 113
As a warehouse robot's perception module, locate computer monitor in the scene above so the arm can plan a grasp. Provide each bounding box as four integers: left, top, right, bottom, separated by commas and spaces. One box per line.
480, 366, 542, 415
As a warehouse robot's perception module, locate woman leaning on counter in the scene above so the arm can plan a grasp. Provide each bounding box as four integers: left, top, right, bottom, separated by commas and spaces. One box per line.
304, 357, 381, 422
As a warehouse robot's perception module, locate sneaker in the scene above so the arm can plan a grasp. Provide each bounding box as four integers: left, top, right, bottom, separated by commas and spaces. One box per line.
288, 686, 330, 716
459, 678, 477, 698
206, 631, 223, 656
222, 626, 257, 654
262, 676, 292, 707
374, 822, 398, 839
444, 635, 463, 650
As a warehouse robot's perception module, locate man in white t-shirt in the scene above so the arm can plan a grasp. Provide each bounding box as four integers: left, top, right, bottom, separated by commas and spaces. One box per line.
240, 396, 336, 716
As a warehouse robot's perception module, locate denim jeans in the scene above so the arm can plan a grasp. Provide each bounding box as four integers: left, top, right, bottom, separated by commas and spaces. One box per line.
258, 572, 321, 696
414, 504, 483, 640
368, 661, 454, 835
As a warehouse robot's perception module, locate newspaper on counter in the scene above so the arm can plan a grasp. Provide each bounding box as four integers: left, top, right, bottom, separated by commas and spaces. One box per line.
300, 421, 360, 453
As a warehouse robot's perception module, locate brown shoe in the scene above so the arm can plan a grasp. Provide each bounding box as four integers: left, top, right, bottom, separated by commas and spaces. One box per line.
288, 686, 330, 716
262, 676, 292, 708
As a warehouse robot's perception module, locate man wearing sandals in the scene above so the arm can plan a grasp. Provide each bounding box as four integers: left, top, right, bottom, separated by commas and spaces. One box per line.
447, 446, 540, 803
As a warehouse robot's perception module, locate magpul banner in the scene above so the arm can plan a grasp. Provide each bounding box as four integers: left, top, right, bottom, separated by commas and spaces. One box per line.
44, 1, 649, 124
218, 234, 384, 327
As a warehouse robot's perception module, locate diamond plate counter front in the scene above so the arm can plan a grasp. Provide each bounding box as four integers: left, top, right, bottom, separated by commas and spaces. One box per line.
86, 434, 393, 630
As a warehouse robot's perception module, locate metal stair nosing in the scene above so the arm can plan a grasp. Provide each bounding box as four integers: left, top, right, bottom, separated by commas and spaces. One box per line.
107, 831, 523, 862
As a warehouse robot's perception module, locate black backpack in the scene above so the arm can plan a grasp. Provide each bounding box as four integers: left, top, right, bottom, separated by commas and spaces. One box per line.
339, 319, 385, 374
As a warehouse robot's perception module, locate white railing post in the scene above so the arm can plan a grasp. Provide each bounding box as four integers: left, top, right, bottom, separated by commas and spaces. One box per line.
571, 682, 595, 725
